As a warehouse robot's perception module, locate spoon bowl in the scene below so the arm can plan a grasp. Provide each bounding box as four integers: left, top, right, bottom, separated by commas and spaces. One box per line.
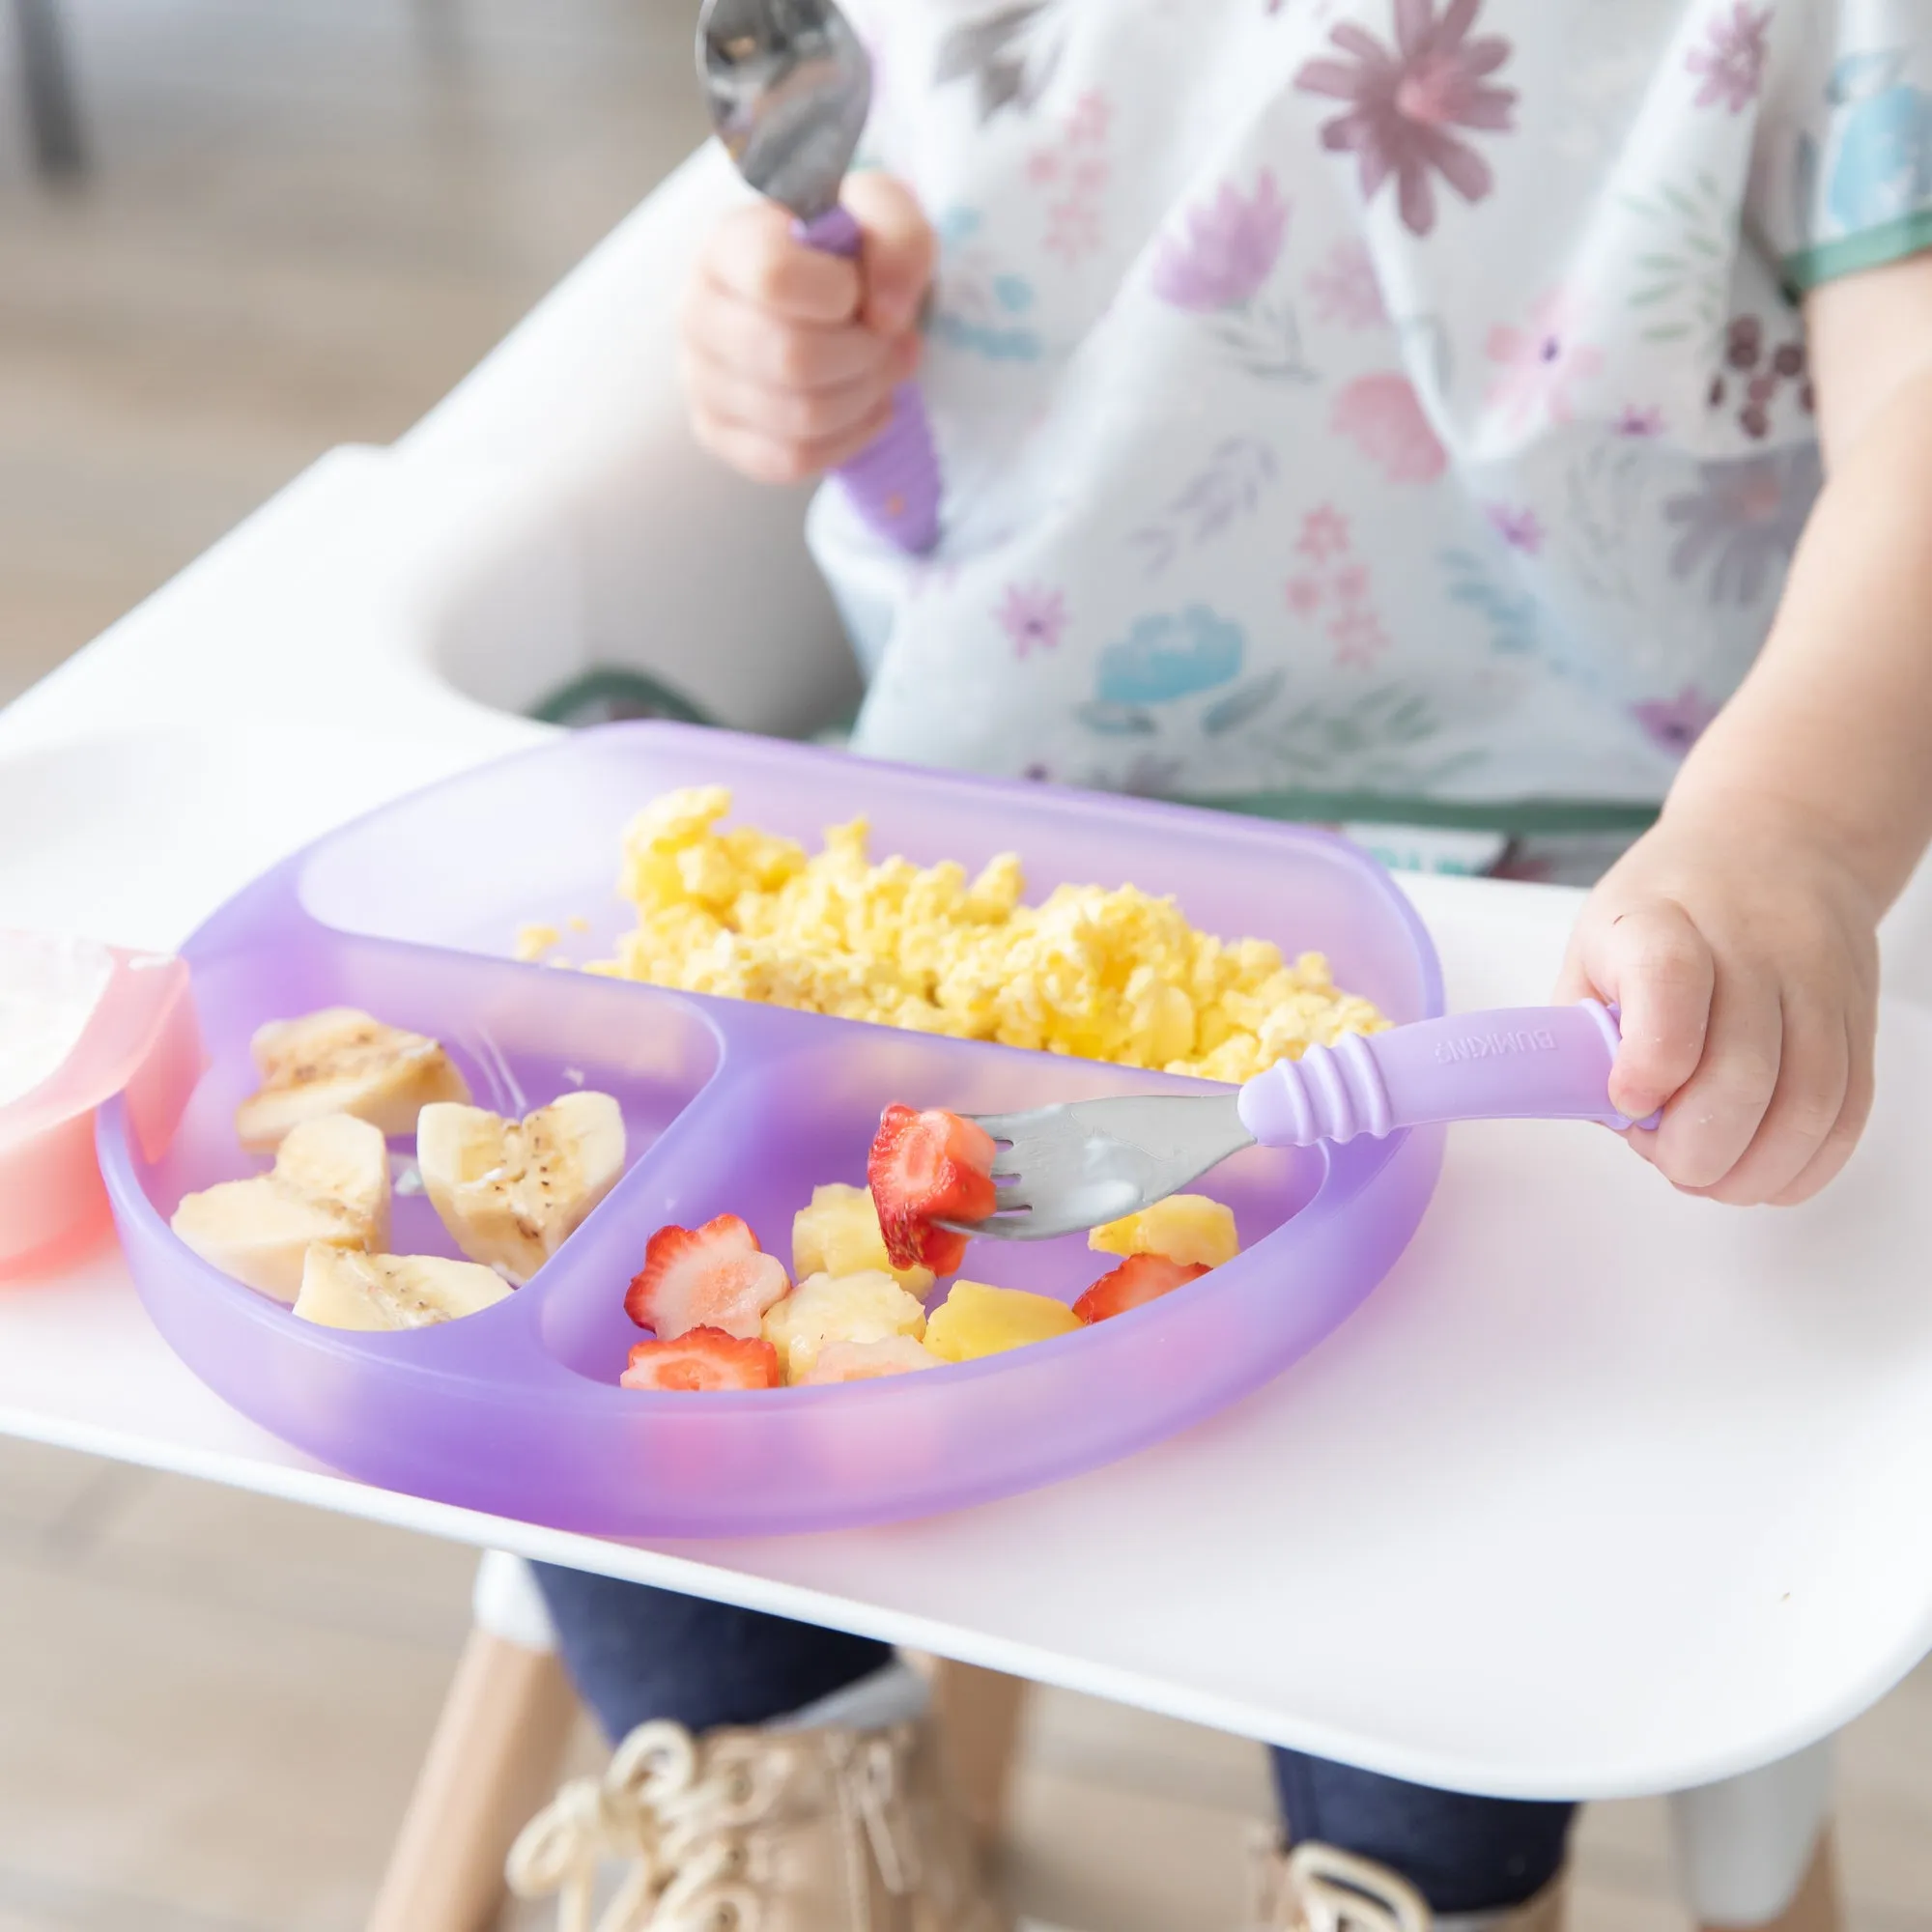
696, 0, 871, 222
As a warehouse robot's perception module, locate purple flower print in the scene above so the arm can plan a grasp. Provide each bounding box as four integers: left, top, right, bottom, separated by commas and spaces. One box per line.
996, 582, 1068, 657
1687, 5, 1770, 114
1614, 404, 1666, 438
1486, 502, 1545, 553
1633, 687, 1721, 756
1307, 241, 1388, 330
1663, 448, 1822, 606
1295, 0, 1518, 239
1151, 172, 1290, 312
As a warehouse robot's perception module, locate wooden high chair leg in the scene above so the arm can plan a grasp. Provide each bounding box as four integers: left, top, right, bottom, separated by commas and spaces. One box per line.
914, 1656, 1031, 1851
1697, 1831, 1843, 1932
367, 1561, 578, 1932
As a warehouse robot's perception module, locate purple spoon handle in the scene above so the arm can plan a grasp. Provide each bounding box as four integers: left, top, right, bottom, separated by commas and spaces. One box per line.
1237, 1000, 1662, 1149
794, 204, 941, 554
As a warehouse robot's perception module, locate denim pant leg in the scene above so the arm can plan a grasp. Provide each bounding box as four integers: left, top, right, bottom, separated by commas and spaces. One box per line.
531, 1565, 895, 1744
1272, 1749, 1576, 1917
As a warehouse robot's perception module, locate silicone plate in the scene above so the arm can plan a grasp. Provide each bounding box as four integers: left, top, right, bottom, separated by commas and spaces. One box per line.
99, 725, 1446, 1536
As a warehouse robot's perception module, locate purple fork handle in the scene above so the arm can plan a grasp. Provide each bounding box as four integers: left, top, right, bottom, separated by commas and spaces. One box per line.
1237, 1000, 1664, 1149
795, 205, 942, 554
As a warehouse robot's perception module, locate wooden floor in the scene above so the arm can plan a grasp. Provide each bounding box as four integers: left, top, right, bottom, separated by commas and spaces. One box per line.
3, 4, 1931, 1928
0, 0, 706, 705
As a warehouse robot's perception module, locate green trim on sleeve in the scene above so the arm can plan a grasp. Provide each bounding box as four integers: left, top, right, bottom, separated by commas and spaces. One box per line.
1175, 789, 1662, 837
1782, 210, 1932, 293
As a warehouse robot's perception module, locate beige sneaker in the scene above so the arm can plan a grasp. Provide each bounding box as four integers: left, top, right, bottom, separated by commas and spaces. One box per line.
507, 1712, 1009, 1931
1248, 1835, 1565, 1932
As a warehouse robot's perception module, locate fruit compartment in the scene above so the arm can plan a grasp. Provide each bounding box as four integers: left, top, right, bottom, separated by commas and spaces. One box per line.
538, 1013, 1325, 1388
99, 724, 1449, 1534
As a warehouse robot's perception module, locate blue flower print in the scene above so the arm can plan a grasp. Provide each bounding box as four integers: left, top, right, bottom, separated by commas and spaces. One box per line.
1095, 606, 1245, 706
1822, 50, 1932, 230
931, 206, 1044, 362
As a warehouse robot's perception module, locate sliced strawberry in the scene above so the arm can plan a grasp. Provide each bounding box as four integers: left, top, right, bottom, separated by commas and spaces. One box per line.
1073, 1253, 1208, 1325
625, 1214, 790, 1341
867, 1103, 998, 1273
621, 1327, 781, 1392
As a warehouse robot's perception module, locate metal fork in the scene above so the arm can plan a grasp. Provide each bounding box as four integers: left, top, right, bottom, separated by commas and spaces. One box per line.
940, 1001, 1657, 1242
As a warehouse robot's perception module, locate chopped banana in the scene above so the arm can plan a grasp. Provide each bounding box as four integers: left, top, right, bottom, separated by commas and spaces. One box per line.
416, 1090, 625, 1285
293, 1246, 511, 1331
170, 1114, 390, 1302
236, 1008, 470, 1152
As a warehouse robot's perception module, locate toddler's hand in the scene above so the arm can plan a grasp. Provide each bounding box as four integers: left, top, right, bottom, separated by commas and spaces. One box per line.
680, 173, 935, 486
1557, 801, 1880, 1205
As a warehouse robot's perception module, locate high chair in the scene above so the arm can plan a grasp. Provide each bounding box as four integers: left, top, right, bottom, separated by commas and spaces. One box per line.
357, 142, 1852, 1932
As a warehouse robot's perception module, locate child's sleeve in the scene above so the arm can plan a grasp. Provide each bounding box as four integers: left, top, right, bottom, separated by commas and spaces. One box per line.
1749, 4, 1932, 293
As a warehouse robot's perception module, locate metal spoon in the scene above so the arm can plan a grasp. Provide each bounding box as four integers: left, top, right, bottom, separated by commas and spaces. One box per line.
696, 0, 942, 554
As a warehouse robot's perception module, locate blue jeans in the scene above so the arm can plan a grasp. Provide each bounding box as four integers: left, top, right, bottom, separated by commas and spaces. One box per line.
530, 1568, 1573, 1917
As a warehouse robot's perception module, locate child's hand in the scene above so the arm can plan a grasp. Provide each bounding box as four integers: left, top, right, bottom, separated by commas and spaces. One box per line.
1557, 800, 1881, 1206
680, 173, 935, 486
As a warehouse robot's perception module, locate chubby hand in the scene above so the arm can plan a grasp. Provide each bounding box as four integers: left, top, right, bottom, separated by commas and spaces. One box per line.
1557, 799, 1881, 1205
680, 172, 936, 486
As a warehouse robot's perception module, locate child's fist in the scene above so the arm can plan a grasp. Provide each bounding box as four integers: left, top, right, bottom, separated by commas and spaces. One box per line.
1559, 804, 1881, 1207
679, 172, 936, 486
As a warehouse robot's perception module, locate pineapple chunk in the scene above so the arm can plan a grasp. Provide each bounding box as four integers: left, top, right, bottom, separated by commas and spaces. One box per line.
923, 1281, 1082, 1363
762, 1270, 929, 1383
791, 1183, 935, 1296
1089, 1194, 1239, 1269
798, 1336, 947, 1384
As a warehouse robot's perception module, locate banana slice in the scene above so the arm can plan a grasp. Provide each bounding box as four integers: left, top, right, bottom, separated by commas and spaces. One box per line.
417, 1091, 625, 1285
171, 1114, 390, 1302
293, 1246, 511, 1331
236, 1008, 470, 1153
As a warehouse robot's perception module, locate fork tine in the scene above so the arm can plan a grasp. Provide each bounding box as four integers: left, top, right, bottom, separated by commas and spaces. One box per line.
933, 1208, 1035, 1239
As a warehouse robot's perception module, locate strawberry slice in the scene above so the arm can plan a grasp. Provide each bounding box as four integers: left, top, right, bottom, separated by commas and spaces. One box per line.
867, 1103, 998, 1275
621, 1327, 781, 1392
625, 1214, 790, 1341
1073, 1253, 1208, 1324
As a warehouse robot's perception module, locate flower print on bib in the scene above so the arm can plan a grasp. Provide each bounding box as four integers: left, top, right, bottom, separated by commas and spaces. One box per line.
810, 0, 1932, 822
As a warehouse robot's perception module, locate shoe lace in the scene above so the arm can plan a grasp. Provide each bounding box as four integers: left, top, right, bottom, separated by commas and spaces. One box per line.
507, 1720, 929, 1932
505, 1720, 687, 1932
1253, 1837, 1432, 1932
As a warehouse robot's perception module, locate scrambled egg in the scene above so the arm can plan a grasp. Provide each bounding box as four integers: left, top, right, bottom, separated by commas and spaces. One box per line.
522, 787, 1386, 1082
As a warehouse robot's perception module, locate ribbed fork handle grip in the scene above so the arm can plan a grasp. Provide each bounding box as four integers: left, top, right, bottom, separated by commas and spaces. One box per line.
1236, 1001, 1660, 1149
795, 206, 942, 555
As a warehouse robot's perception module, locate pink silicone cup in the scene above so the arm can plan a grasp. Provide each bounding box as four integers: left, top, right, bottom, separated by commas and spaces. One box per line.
2, 935, 201, 1277
97, 724, 1445, 1536
796, 205, 942, 555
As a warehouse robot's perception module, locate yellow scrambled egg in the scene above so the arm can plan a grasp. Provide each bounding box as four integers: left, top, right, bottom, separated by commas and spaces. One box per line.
521, 787, 1386, 1081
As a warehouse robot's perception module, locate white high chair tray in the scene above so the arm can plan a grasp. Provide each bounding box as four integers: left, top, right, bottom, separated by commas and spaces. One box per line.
8, 592, 1932, 1802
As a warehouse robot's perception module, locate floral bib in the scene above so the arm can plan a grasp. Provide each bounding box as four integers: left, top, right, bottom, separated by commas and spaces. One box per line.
806, 0, 1932, 824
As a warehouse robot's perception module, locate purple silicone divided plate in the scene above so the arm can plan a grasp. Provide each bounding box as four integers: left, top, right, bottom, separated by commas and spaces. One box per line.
98, 725, 1446, 1537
